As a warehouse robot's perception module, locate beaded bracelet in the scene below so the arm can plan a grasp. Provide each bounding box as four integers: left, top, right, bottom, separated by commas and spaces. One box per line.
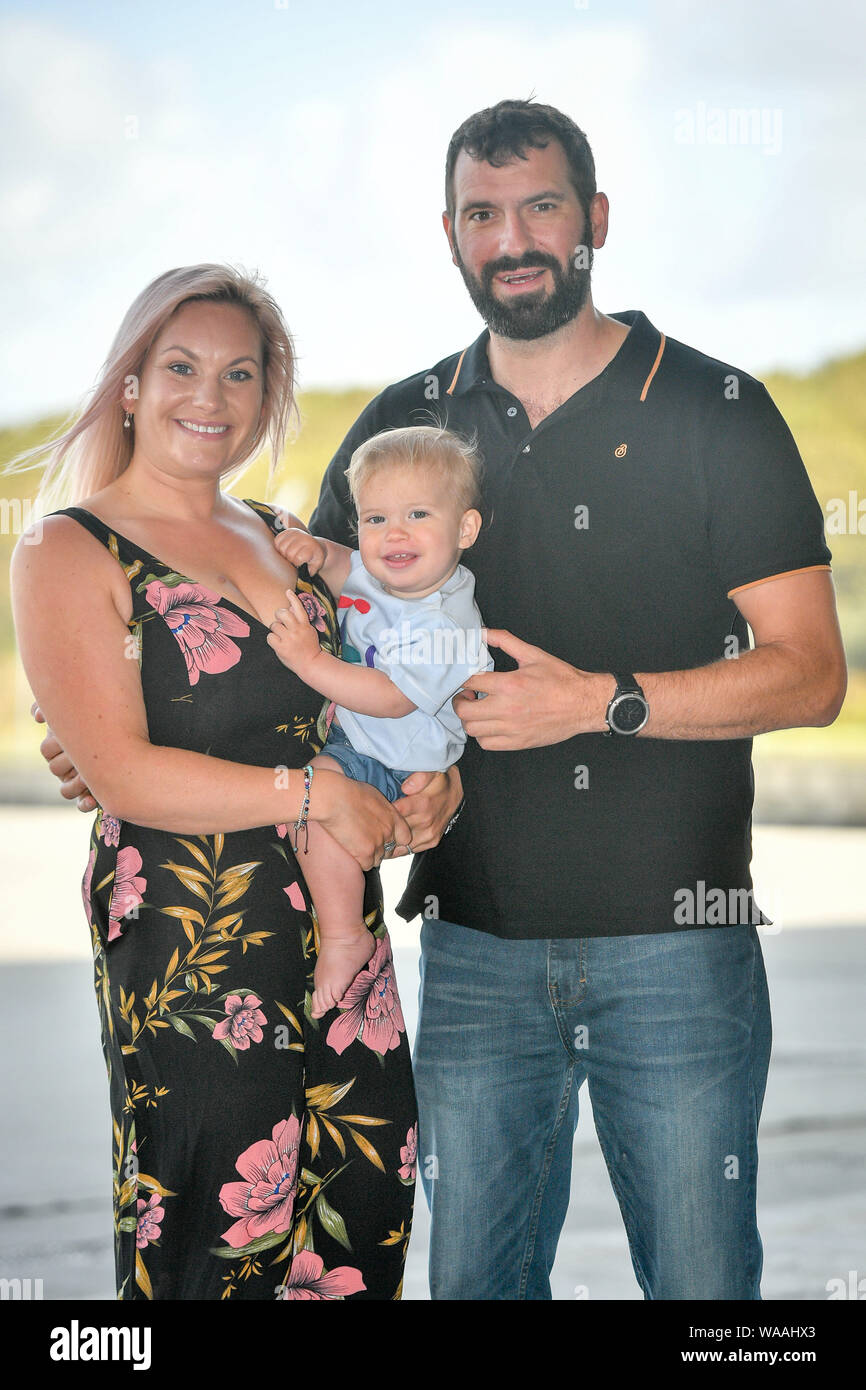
291, 764, 314, 855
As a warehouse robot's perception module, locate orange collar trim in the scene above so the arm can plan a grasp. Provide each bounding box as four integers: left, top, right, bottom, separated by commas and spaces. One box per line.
639, 332, 666, 401
445, 348, 468, 396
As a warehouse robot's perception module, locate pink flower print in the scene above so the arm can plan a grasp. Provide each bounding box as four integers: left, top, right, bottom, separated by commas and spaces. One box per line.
213, 994, 266, 1050
284, 881, 306, 911
219, 1116, 302, 1249
298, 592, 328, 633
398, 1123, 418, 1182
100, 814, 121, 847
145, 579, 249, 687
135, 1193, 164, 1249
81, 847, 96, 921
275, 823, 288, 839
325, 934, 406, 1057
107, 847, 146, 942
278, 1251, 366, 1301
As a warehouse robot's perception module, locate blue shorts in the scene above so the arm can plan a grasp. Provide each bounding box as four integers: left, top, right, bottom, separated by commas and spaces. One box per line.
319, 721, 412, 803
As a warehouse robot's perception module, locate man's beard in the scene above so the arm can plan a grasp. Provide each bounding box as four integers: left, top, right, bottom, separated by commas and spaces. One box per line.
453, 242, 594, 341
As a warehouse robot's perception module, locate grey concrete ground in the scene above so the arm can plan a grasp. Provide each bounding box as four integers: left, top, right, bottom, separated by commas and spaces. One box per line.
1, 929, 864, 1302
0, 810, 864, 1301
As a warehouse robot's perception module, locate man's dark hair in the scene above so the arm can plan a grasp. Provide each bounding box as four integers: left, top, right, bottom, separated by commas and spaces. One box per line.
445, 99, 597, 224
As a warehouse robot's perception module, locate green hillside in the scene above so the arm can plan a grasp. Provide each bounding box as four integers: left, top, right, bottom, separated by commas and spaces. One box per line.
2, 357, 865, 765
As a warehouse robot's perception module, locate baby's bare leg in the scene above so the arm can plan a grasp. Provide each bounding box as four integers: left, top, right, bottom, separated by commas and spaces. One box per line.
301, 754, 375, 1018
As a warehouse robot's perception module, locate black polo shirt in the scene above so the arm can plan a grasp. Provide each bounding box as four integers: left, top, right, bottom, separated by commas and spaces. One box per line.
309, 310, 832, 938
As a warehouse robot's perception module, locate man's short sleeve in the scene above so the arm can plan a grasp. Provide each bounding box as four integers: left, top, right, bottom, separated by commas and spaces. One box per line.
379, 612, 493, 716
700, 377, 831, 597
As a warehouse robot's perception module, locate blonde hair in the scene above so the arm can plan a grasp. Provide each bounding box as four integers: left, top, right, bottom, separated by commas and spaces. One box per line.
345, 425, 483, 528
6, 264, 297, 508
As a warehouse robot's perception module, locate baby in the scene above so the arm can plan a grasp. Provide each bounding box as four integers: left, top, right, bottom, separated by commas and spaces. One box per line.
267, 425, 493, 1018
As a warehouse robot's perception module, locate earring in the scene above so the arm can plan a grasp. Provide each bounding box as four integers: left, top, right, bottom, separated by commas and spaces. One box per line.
123, 411, 133, 429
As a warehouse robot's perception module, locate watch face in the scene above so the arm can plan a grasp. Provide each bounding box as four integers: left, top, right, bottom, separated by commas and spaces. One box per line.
611, 694, 648, 734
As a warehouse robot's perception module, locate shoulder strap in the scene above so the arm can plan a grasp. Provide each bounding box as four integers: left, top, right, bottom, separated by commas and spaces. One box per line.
50, 507, 147, 585
52, 506, 117, 549
242, 498, 284, 537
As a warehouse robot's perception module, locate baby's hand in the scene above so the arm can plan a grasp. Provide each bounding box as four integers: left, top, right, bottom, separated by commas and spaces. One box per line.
274, 526, 327, 576
267, 590, 324, 672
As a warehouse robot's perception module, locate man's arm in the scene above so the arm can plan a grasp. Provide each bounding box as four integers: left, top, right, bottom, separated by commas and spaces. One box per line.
455, 570, 846, 749
635, 570, 846, 738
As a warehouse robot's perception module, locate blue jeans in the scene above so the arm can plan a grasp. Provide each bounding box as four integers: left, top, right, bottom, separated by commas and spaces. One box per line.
413, 919, 772, 1300
320, 721, 412, 803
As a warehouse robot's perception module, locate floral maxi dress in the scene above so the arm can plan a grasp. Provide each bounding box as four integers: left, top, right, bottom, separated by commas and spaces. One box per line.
63, 502, 417, 1300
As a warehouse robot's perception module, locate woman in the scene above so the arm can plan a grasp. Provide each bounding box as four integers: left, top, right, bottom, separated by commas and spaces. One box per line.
11, 265, 442, 1300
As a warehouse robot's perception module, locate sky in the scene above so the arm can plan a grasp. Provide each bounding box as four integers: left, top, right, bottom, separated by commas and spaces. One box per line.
1, 0, 864, 424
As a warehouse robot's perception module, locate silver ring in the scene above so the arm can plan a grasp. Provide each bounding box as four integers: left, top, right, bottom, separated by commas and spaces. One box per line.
383, 840, 397, 856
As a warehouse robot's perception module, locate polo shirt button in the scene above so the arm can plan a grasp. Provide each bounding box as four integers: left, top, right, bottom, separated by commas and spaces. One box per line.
506, 406, 518, 417
522, 444, 531, 453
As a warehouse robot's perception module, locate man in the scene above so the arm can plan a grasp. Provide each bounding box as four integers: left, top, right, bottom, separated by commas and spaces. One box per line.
43, 99, 845, 1300
305, 100, 846, 1300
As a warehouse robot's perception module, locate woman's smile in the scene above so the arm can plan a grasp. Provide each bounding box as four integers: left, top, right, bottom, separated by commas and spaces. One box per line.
175, 418, 230, 437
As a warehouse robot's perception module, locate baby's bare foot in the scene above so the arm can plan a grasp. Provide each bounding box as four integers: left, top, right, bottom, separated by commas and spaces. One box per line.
311, 928, 376, 1018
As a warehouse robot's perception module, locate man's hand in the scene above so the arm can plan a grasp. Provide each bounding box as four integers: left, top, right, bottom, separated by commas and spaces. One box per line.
453, 629, 610, 750
274, 527, 327, 576
392, 765, 464, 854
31, 702, 98, 811
267, 590, 325, 674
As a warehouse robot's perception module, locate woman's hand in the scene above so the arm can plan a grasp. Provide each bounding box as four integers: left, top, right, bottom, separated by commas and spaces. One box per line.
274, 526, 327, 576
393, 765, 464, 853
32, 703, 98, 811
312, 770, 412, 871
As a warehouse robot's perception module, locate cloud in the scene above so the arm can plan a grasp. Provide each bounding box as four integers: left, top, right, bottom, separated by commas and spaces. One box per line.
0, 5, 863, 424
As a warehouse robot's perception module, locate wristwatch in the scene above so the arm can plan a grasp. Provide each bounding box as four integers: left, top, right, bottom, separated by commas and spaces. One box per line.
604, 673, 649, 737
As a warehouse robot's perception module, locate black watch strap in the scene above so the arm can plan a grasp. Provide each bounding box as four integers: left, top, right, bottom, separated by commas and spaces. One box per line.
612, 672, 643, 696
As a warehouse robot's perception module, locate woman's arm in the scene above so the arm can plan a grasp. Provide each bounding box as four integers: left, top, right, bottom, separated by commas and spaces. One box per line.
11, 518, 409, 862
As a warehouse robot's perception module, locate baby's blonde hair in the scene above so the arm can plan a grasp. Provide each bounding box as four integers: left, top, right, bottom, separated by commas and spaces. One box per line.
345, 425, 483, 528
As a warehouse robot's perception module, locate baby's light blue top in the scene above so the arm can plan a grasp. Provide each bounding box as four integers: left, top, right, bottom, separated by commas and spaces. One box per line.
334, 550, 494, 771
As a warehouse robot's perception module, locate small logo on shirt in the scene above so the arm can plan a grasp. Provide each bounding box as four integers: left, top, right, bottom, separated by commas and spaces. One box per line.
338, 596, 371, 615
614, 442, 628, 458
337, 595, 376, 666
